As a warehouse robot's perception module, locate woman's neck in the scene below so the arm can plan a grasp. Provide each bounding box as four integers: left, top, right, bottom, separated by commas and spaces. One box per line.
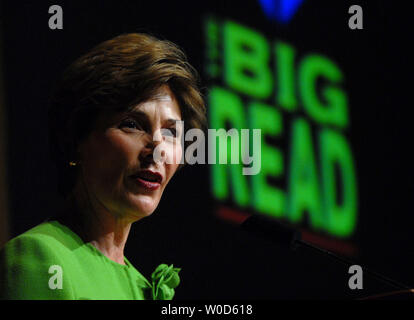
61, 186, 133, 266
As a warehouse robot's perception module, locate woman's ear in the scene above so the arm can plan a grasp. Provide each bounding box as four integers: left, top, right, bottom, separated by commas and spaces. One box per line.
75, 140, 86, 164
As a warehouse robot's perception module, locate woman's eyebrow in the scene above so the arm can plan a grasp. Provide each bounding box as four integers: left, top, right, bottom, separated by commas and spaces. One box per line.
126, 110, 149, 120
126, 111, 181, 127
164, 118, 182, 126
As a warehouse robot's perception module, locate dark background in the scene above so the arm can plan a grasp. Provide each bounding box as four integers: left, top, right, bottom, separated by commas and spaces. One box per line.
0, 0, 412, 299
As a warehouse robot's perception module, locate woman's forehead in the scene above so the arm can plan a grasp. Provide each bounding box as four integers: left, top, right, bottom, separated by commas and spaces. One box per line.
148, 85, 176, 102
93, 86, 181, 128
132, 87, 181, 117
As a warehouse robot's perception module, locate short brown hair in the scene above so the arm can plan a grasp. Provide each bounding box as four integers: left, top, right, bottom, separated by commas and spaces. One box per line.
48, 33, 206, 196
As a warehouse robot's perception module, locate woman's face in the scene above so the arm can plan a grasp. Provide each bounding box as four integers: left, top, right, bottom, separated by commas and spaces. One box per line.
77, 85, 183, 221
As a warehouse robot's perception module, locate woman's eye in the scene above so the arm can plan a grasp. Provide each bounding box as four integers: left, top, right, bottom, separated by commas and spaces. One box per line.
120, 119, 141, 130
162, 128, 178, 137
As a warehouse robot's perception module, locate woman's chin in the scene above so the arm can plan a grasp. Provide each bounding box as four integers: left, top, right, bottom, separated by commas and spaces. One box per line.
126, 194, 158, 218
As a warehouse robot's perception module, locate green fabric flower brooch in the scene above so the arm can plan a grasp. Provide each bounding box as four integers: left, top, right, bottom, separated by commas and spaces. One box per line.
151, 264, 181, 300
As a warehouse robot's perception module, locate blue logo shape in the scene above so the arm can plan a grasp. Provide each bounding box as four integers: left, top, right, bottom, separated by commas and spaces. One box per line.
259, 0, 305, 24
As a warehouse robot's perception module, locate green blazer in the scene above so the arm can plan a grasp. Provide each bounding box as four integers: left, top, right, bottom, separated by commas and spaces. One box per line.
0, 220, 180, 300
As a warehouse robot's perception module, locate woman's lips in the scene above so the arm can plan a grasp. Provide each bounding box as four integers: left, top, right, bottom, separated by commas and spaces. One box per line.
130, 170, 163, 191
132, 176, 160, 191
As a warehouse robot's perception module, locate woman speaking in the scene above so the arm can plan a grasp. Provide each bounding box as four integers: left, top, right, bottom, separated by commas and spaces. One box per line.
0, 33, 206, 299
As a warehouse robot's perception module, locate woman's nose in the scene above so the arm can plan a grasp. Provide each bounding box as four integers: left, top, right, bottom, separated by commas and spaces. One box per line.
140, 130, 166, 165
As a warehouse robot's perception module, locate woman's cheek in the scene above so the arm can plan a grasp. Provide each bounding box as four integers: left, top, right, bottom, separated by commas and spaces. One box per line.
169, 142, 182, 166
162, 143, 181, 181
